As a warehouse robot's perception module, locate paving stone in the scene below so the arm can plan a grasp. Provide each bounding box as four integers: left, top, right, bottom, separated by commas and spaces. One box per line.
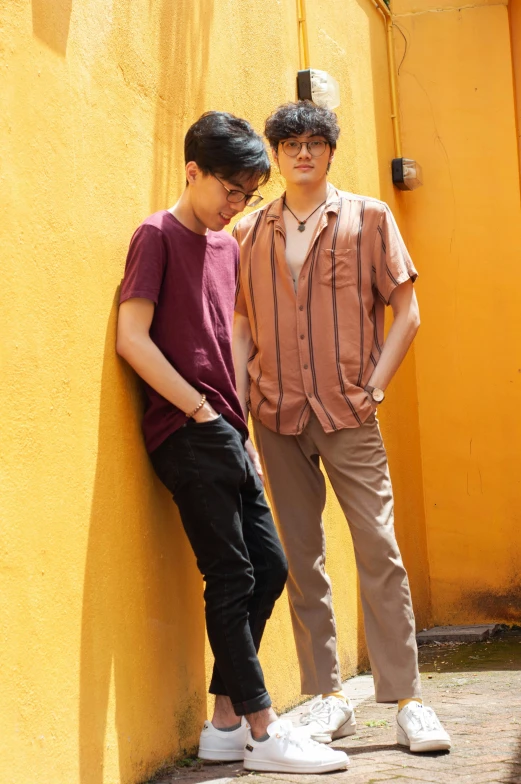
151, 637, 521, 784
417, 625, 501, 644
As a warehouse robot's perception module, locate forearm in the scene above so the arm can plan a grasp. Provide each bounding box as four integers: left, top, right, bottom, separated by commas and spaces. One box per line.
117, 332, 203, 415
232, 315, 253, 422
232, 314, 264, 479
368, 311, 419, 391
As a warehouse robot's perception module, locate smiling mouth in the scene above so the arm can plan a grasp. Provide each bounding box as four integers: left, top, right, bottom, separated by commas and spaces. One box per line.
219, 212, 234, 221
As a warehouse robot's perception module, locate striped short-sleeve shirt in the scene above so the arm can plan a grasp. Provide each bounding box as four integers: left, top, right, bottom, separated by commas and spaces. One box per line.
234, 186, 418, 435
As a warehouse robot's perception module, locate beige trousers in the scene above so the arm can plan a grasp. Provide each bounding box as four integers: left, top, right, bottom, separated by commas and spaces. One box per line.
252, 411, 421, 703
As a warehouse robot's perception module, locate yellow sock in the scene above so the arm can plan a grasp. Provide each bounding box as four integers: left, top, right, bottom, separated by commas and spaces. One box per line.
398, 698, 423, 711
322, 690, 347, 701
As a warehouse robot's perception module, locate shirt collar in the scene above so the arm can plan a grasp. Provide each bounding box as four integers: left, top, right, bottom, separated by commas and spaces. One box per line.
266, 184, 341, 224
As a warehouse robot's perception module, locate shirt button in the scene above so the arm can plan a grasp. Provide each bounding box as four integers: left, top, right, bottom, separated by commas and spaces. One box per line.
300, 275, 305, 280
308, 392, 313, 398
300, 334, 305, 340
303, 364, 308, 369
299, 305, 304, 311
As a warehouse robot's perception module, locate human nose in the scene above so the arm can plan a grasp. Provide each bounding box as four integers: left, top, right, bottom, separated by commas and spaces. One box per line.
296, 142, 312, 159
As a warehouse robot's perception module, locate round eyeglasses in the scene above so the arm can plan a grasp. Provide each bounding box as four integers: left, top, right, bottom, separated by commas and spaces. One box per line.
281, 139, 328, 158
212, 174, 263, 208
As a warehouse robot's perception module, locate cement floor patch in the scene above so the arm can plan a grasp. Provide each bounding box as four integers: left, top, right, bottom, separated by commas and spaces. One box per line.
417, 625, 501, 644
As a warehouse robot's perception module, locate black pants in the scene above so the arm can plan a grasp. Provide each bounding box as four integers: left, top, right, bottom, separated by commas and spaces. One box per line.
150, 415, 288, 715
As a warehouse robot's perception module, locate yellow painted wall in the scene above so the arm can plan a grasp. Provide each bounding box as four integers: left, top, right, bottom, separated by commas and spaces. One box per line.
511, 0, 521, 174
0, 1, 443, 783
394, 0, 521, 623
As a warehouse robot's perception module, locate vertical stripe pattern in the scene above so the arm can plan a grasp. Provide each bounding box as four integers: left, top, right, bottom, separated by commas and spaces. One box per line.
233, 188, 418, 435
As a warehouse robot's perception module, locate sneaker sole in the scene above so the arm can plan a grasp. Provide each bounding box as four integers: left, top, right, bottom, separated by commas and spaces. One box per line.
332, 715, 357, 740
311, 718, 357, 744
198, 748, 245, 762
243, 757, 349, 774
396, 726, 451, 753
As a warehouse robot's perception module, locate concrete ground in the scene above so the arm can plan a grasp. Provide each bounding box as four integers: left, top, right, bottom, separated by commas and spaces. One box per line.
147, 631, 521, 784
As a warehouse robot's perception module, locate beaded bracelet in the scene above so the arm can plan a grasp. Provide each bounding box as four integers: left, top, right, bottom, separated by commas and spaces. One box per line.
186, 394, 206, 419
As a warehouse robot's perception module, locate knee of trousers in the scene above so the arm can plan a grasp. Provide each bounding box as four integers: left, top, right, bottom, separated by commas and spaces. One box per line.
357, 552, 410, 593
261, 550, 288, 602
203, 564, 256, 607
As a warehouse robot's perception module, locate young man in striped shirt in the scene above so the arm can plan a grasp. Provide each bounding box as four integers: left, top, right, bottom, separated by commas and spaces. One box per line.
232, 101, 451, 753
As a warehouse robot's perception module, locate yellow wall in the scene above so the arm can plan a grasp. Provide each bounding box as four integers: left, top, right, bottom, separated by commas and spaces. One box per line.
511, 0, 521, 175
5, 0, 520, 779
394, 0, 521, 623
1, 2, 431, 783
8, 0, 520, 781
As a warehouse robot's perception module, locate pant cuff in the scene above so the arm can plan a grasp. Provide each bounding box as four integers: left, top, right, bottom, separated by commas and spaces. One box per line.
231, 691, 272, 716
375, 691, 423, 704
209, 680, 227, 696
301, 677, 343, 696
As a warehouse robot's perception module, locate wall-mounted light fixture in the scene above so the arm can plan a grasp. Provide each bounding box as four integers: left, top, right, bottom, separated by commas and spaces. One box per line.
297, 68, 341, 110
391, 158, 423, 191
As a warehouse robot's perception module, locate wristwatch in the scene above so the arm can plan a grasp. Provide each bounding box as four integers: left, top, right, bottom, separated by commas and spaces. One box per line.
364, 385, 385, 404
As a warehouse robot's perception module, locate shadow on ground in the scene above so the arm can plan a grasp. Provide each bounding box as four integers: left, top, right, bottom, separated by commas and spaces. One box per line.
145, 630, 521, 784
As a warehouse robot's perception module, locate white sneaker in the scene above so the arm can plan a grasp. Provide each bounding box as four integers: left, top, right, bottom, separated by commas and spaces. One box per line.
396, 702, 451, 752
243, 718, 349, 773
198, 717, 248, 761
300, 696, 357, 743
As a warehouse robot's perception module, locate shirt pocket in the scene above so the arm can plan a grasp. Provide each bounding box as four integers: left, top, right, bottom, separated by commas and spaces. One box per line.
318, 248, 356, 288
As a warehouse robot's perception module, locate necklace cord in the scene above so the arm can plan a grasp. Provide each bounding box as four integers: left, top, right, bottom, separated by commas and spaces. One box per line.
283, 196, 326, 228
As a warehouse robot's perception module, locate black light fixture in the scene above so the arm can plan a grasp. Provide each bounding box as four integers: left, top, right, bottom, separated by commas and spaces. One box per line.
297, 68, 340, 110
392, 158, 423, 191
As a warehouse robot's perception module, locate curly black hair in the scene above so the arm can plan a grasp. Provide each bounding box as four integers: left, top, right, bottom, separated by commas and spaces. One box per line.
185, 111, 271, 186
264, 101, 340, 151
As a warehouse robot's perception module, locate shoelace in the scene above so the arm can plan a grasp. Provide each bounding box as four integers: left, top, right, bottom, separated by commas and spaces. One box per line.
276, 720, 322, 751
300, 698, 337, 726
405, 705, 442, 732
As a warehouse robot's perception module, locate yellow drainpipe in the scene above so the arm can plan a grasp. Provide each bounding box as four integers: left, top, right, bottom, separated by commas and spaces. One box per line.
368, 0, 403, 158
297, 0, 310, 70
296, 0, 402, 158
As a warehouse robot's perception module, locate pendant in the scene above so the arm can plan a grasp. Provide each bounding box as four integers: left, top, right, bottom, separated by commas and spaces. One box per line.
298, 223, 306, 232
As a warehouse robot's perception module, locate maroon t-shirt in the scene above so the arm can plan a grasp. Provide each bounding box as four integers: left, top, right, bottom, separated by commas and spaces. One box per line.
120, 210, 247, 453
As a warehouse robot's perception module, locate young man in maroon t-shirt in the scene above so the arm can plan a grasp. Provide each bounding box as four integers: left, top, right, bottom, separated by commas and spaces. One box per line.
117, 112, 348, 774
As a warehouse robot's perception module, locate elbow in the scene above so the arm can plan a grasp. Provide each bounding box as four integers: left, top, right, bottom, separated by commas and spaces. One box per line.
411, 310, 421, 336
116, 327, 134, 361
407, 295, 421, 336
115, 327, 126, 358
116, 337, 126, 359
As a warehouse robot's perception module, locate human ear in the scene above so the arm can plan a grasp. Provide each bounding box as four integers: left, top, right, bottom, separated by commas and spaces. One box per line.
185, 161, 199, 184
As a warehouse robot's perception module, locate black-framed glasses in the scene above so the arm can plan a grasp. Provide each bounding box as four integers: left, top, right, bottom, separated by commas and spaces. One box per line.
212, 174, 263, 207
281, 139, 328, 158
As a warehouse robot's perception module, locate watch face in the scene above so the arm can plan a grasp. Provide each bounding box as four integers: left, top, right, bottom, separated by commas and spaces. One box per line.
372, 387, 385, 403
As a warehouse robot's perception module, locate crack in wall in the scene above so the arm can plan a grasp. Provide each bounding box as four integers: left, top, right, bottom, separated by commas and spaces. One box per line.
394, 1, 507, 18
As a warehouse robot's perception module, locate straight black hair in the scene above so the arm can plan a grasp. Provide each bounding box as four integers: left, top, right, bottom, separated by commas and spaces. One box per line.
264, 101, 340, 151
185, 111, 271, 186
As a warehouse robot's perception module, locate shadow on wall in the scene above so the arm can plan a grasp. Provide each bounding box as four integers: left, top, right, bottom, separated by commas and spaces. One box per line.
78, 4, 219, 780
32, 0, 72, 56
78, 293, 206, 784
150, 0, 214, 212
